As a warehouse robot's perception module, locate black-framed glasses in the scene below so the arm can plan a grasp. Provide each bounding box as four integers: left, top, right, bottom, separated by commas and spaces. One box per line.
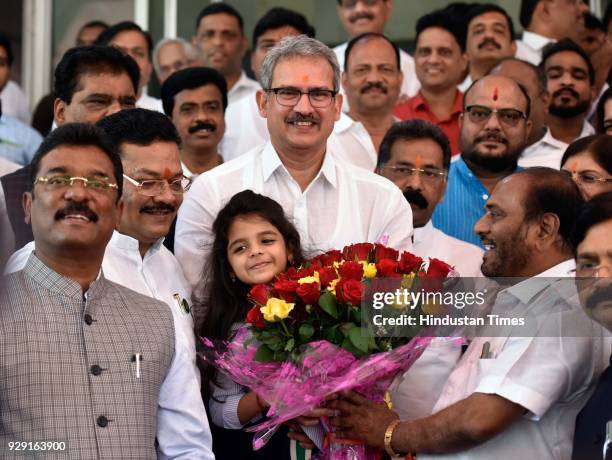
381, 165, 447, 183
123, 174, 191, 196
265, 87, 337, 108
465, 105, 527, 127
561, 169, 612, 187
35, 175, 118, 192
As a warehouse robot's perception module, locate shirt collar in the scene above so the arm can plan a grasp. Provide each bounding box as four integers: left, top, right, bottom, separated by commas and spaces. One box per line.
540, 122, 595, 148
110, 230, 164, 255
230, 71, 260, 94
413, 220, 434, 245
335, 112, 359, 133
181, 161, 197, 180
522, 31, 556, 52
412, 91, 463, 117
505, 259, 576, 305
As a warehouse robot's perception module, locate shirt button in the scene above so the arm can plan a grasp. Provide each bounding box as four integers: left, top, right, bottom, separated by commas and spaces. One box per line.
84, 314, 93, 325
96, 415, 108, 428
90, 365, 102, 376
482, 194, 489, 200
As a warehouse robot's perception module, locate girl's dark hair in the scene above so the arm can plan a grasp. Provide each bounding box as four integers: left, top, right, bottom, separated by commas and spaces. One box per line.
197, 190, 304, 397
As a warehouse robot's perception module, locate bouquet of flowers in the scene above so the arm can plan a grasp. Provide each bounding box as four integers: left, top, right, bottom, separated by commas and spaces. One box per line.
201, 242, 456, 459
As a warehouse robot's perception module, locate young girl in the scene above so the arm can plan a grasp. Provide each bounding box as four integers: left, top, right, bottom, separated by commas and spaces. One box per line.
197, 190, 306, 460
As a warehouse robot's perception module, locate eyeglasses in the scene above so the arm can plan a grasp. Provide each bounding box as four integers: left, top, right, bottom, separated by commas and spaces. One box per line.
573, 263, 612, 278
35, 175, 118, 192
603, 119, 612, 135
265, 87, 337, 108
465, 105, 527, 127
561, 170, 612, 187
381, 165, 447, 183
340, 0, 380, 7
123, 174, 191, 196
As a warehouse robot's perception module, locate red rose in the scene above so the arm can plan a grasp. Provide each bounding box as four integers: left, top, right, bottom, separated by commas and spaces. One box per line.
338, 261, 364, 281
342, 243, 374, 261
426, 258, 453, 278
335, 279, 364, 305
296, 282, 321, 304
282, 267, 301, 281
248, 284, 269, 305
246, 305, 265, 328
320, 250, 343, 266
297, 266, 316, 279
374, 244, 399, 263
376, 259, 401, 278
398, 252, 424, 274
273, 280, 299, 301
318, 267, 337, 287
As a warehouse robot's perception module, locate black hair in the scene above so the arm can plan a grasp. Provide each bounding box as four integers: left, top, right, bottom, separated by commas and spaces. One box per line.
377, 120, 451, 171
540, 38, 595, 85
29, 123, 123, 200
252, 7, 315, 47
595, 86, 612, 134
344, 33, 400, 72
416, 10, 466, 52
197, 190, 304, 396
516, 167, 585, 250
161, 67, 228, 115
0, 33, 14, 66
79, 20, 109, 31
467, 4, 515, 40
519, 0, 540, 29
491, 57, 548, 96
96, 108, 181, 153
572, 192, 612, 251
94, 21, 153, 58
54, 45, 140, 104
561, 135, 612, 176
584, 12, 605, 33
196, 3, 244, 34
463, 77, 532, 118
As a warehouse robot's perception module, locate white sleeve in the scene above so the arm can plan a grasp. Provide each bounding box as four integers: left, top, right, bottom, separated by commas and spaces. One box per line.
208, 370, 262, 430
379, 185, 414, 252
156, 308, 215, 460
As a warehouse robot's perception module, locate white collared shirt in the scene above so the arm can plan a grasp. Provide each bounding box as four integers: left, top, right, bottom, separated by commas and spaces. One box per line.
515, 31, 556, 65
220, 92, 267, 162
5, 232, 215, 459
519, 123, 595, 169
227, 71, 260, 106
413, 221, 483, 277
458, 75, 473, 93
175, 141, 414, 289
181, 161, 199, 182
419, 259, 606, 460
333, 42, 420, 112
329, 113, 377, 171
137, 91, 164, 112
0, 80, 31, 124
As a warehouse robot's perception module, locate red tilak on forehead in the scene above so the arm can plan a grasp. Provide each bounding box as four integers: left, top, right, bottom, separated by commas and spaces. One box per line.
163, 167, 172, 179
493, 87, 499, 101
571, 161, 578, 174
415, 154, 422, 169
302, 75, 310, 84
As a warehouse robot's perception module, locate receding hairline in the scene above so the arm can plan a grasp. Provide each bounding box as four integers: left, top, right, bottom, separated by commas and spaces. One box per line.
465, 76, 529, 110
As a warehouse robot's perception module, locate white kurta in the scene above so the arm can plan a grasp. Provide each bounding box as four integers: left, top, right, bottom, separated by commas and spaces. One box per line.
227, 71, 260, 106
514, 31, 556, 66
329, 113, 377, 171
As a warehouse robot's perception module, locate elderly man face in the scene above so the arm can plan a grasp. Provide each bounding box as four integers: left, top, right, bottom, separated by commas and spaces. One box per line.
336, 0, 392, 37
466, 11, 516, 70
460, 75, 532, 172
545, 50, 594, 119
156, 41, 193, 84
342, 35, 402, 114
257, 55, 342, 157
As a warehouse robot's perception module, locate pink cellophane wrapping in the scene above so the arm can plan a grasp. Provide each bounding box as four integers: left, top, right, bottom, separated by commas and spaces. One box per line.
200, 328, 437, 458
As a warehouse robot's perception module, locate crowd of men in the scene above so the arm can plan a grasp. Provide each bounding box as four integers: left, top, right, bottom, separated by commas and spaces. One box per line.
1, 0, 612, 459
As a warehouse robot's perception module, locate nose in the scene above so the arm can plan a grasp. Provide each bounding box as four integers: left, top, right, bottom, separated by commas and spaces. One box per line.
405, 171, 424, 191
107, 99, 122, 116
153, 181, 178, 203
473, 213, 488, 238
596, 264, 612, 278
293, 91, 314, 113
249, 243, 263, 257
63, 180, 90, 202
483, 111, 502, 131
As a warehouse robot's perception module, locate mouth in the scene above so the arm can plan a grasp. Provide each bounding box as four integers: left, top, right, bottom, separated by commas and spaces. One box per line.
141, 207, 175, 216
63, 213, 92, 223
482, 240, 496, 253
55, 207, 98, 223
249, 261, 271, 271
350, 15, 373, 24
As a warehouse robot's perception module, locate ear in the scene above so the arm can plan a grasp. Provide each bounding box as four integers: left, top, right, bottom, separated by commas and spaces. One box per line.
524, 119, 533, 143
540, 90, 551, 111
23, 191, 32, 225
115, 199, 125, 231
458, 112, 464, 130
333, 93, 343, 122
53, 97, 66, 126
510, 41, 517, 55
256, 89, 268, 118
534, 212, 561, 250
539, 0, 554, 23
459, 52, 469, 75
341, 71, 348, 94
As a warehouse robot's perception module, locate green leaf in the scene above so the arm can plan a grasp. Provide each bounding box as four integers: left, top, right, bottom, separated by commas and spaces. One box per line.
339, 322, 357, 337
349, 327, 369, 353
285, 338, 295, 352
341, 337, 365, 357
299, 323, 315, 340
322, 325, 343, 344
254, 345, 274, 362
319, 292, 339, 319
264, 333, 285, 351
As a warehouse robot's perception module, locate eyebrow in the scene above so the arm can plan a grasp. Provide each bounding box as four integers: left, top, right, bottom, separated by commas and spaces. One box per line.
228, 230, 279, 248
132, 168, 181, 178
44, 166, 110, 178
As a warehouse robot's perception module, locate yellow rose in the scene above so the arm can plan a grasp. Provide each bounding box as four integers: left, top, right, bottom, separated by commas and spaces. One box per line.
327, 278, 340, 295
298, 273, 320, 285
260, 298, 295, 322
361, 262, 377, 278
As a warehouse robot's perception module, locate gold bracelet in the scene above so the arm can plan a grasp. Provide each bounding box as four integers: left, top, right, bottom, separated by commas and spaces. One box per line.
384, 418, 401, 458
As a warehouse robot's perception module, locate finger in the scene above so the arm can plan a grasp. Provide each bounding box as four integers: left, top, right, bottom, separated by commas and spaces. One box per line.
327, 399, 357, 414
287, 431, 316, 449
341, 390, 369, 405
295, 416, 320, 427
306, 407, 336, 418
329, 415, 353, 429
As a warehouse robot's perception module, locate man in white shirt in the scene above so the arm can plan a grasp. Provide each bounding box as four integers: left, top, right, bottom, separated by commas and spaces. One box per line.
377, 119, 482, 277
334, 33, 402, 171
334, 0, 419, 111
541, 39, 595, 150
95, 21, 164, 112
329, 168, 605, 460
175, 35, 414, 290
515, 0, 588, 65
221, 7, 315, 161
0, 34, 30, 124
161, 67, 227, 180
192, 3, 259, 106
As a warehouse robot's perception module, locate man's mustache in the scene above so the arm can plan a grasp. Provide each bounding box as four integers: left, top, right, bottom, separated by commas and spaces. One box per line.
478, 37, 501, 50
55, 202, 99, 222
552, 87, 580, 100
188, 121, 216, 134
403, 189, 429, 209
286, 113, 319, 124
586, 285, 612, 311
349, 12, 374, 23
475, 131, 508, 145
361, 81, 388, 94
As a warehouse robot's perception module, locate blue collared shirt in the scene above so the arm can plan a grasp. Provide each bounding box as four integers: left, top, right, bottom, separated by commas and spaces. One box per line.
432, 157, 520, 248
0, 114, 42, 165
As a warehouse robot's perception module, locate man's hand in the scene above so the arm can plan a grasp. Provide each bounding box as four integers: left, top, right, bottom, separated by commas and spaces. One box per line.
328, 390, 398, 449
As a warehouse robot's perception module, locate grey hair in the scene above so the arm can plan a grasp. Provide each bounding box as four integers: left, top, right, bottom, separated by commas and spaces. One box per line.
260, 35, 340, 92
152, 37, 196, 75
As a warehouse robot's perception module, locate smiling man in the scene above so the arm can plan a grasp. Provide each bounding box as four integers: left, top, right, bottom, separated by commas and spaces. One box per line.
162, 67, 227, 180
175, 35, 413, 289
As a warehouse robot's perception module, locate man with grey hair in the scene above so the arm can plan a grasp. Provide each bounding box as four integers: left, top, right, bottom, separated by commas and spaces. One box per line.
153, 37, 196, 85
175, 35, 414, 289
